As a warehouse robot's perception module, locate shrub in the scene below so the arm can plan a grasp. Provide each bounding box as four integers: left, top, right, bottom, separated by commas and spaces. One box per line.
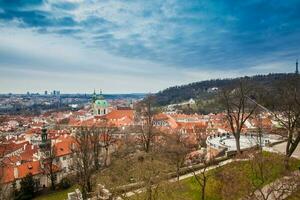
59, 177, 71, 189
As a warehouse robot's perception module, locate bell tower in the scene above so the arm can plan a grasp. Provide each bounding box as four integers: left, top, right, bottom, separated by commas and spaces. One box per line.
39, 126, 51, 157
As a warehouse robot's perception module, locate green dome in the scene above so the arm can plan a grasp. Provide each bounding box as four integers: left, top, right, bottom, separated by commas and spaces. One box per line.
94, 99, 109, 107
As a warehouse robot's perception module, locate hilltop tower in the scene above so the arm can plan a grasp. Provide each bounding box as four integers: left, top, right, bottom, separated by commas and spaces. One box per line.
296, 59, 299, 75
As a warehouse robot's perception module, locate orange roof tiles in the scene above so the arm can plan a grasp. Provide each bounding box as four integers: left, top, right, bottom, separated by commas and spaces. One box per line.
104, 109, 134, 120
54, 136, 76, 157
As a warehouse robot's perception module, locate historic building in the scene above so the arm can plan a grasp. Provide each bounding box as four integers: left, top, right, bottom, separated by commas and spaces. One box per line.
92, 90, 110, 116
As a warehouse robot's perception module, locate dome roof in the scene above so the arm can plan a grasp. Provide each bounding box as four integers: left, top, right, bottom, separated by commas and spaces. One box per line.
94, 99, 109, 107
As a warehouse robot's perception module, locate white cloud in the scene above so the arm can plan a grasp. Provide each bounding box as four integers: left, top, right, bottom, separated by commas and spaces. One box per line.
1, 0, 298, 93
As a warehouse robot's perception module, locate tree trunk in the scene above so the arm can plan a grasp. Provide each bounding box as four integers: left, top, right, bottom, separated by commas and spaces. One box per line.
235, 135, 241, 155
87, 179, 92, 192
284, 155, 290, 170
82, 187, 87, 200
50, 173, 55, 190
176, 162, 180, 182
201, 180, 206, 200
104, 147, 109, 167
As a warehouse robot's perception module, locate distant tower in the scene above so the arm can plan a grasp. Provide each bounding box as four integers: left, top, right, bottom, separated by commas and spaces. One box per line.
296, 59, 299, 75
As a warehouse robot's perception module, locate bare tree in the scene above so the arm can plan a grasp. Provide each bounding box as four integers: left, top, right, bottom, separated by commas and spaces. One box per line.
217, 162, 250, 200
99, 144, 175, 200
268, 76, 300, 168
39, 127, 57, 190
163, 130, 190, 181
191, 160, 213, 200
245, 152, 300, 200
135, 95, 158, 153
90, 126, 101, 170
195, 126, 207, 149
99, 125, 118, 167
43, 145, 58, 190
217, 151, 300, 200
72, 127, 95, 199
220, 80, 257, 154
130, 152, 171, 200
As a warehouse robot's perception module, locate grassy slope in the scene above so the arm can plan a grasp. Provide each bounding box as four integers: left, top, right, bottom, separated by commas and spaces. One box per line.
130, 152, 300, 200
35, 152, 300, 200
33, 185, 79, 200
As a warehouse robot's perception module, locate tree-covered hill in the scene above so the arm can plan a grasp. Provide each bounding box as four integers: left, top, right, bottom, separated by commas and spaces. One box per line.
154, 73, 295, 106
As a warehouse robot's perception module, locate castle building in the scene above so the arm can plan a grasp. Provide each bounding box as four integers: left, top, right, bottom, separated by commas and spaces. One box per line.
92, 90, 109, 116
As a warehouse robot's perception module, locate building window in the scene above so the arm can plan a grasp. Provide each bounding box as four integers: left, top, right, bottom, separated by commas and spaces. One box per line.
63, 156, 66, 160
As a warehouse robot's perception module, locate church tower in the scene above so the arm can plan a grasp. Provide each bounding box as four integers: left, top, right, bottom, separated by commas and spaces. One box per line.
39, 126, 51, 156
296, 59, 299, 75
92, 90, 109, 116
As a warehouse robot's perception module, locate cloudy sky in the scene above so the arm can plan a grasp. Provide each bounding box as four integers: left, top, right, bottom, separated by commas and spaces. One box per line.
0, 0, 299, 94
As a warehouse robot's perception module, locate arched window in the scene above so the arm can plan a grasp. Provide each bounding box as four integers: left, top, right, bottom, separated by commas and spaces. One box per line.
98, 109, 100, 115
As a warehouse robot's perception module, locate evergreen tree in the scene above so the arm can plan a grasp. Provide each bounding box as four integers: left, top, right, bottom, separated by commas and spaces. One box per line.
15, 173, 36, 200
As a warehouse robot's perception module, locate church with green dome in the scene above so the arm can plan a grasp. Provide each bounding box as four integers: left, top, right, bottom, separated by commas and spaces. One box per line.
92, 90, 109, 116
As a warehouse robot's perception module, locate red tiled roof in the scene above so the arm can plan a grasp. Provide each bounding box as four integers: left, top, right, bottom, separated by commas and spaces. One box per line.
1, 161, 61, 184
54, 136, 76, 157
104, 109, 134, 120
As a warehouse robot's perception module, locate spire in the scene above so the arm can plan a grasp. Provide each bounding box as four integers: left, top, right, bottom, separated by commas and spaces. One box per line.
99, 89, 104, 100
92, 89, 97, 103
296, 59, 299, 75
41, 126, 47, 142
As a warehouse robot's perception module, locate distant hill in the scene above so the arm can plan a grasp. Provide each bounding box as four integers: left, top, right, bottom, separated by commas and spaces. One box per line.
154, 73, 295, 106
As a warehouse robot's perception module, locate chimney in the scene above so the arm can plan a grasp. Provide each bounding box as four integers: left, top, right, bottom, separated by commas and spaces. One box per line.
13, 167, 19, 179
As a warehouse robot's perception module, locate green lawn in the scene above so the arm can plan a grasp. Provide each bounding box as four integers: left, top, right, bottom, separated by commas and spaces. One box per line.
34, 185, 79, 200
130, 152, 300, 200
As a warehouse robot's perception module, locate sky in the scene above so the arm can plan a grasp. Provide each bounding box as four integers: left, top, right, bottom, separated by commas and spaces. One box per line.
0, 0, 299, 94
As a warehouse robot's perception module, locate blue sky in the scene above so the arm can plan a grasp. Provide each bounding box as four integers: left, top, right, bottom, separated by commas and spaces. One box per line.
0, 0, 299, 93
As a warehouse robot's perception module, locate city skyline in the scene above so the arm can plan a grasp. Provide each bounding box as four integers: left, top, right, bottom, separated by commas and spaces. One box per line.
0, 0, 300, 93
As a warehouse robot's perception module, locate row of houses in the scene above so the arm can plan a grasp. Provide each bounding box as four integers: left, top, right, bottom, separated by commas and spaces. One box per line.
1, 101, 279, 194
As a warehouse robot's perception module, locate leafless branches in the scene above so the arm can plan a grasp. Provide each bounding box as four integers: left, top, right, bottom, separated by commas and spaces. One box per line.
135, 95, 158, 153
190, 160, 213, 200
220, 80, 258, 154
72, 127, 95, 199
